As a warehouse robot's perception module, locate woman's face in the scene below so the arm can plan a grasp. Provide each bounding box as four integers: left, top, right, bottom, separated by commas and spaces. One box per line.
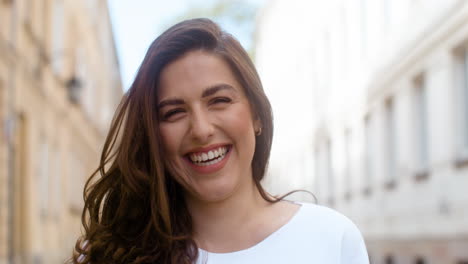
158, 50, 259, 203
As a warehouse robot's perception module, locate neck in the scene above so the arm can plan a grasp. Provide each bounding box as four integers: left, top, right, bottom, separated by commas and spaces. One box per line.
186, 180, 270, 251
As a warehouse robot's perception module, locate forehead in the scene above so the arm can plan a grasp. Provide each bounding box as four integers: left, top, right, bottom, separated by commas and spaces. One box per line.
157, 50, 243, 98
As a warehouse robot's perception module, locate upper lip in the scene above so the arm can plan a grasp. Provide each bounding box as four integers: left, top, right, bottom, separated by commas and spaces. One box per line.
184, 143, 231, 155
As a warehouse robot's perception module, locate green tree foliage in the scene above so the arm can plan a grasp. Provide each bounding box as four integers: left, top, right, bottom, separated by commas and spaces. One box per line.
166, 0, 260, 59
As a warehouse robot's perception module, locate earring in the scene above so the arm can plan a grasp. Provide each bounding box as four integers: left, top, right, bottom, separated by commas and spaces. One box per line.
255, 127, 262, 136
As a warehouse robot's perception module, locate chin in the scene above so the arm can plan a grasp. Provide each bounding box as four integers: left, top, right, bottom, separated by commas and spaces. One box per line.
188, 179, 239, 203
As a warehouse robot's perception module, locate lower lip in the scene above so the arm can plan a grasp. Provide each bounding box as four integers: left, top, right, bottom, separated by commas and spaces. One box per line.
184, 147, 231, 174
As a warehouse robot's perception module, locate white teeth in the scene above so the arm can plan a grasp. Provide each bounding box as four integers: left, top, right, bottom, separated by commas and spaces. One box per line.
190, 153, 198, 162
188, 146, 229, 164
198, 154, 224, 166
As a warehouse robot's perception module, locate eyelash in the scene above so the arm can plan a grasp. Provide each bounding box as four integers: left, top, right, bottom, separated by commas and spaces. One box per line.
210, 97, 232, 104
161, 97, 232, 121
162, 108, 184, 120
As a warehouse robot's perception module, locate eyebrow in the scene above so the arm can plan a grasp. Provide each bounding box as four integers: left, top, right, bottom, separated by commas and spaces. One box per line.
201, 84, 236, 98
158, 84, 236, 109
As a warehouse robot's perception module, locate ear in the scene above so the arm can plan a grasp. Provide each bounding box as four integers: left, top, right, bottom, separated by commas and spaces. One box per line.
254, 119, 262, 136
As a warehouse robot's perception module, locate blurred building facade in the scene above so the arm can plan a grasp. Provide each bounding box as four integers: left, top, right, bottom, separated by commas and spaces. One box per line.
0, 0, 122, 263
256, 0, 468, 263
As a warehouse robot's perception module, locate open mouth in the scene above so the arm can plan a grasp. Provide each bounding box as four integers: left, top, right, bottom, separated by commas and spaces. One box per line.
186, 145, 232, 167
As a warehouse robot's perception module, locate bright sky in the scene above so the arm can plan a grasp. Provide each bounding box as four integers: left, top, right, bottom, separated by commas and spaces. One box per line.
107, 0, 266, 90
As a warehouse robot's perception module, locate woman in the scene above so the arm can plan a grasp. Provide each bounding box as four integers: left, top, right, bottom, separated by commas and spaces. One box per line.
72, 18, 369, 264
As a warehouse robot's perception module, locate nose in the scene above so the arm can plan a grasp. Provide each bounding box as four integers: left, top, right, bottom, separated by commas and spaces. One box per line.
189, 108, 214, 144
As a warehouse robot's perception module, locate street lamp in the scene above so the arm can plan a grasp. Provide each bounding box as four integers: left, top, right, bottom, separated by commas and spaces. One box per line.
66, 76, 82, 104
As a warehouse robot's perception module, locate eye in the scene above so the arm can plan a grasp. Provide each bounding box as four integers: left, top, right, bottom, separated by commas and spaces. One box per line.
162, 108, 185, 121
210, 96, 232, 105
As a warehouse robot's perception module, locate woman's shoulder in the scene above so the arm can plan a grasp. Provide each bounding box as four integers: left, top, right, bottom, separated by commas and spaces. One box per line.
293, 202, 360, 234
276, 202, 369, 263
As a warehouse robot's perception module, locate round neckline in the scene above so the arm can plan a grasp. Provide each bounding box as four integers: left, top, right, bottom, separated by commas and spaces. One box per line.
198, 201, 304, 255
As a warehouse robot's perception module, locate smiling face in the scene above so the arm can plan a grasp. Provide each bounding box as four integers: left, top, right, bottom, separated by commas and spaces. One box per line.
157, 50, 259, 203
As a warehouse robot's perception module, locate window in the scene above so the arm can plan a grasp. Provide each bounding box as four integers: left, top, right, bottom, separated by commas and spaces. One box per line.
384, 97, 397, 189
75, 47, 96, 118
314, 138, 334, 206
323, 30, 332, 89
360, 0, 368, 57
413, 74, 429, 180
39, 138, 49, 218
363, 115, 373, 195
455, 46, 468, 166
85, 0, 98, 24
51, 0, 64, 74
68, 151, 85, 214
339, 7, 349, 73
326, 139, 334, 206
382, 0, 391, 32
82, 73, 95, 119
344, 129, 352, 200
49, 145, 61, 219
314, 147, 320, 200
33, 0, 45, 39
23, 0, 31, 24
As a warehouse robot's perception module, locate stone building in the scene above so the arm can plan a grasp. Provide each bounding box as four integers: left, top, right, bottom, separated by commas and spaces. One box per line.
0, 0, 122, 263
256, 0, 468, 263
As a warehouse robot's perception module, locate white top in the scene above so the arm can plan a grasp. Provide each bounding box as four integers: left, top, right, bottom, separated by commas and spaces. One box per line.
196, 203, 369, 264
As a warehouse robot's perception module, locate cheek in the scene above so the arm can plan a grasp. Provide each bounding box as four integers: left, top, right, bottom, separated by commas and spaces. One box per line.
226, 105, 256, 135
159, 124, 190, 186
218, 104, 257, 152
159, 124, 182, 156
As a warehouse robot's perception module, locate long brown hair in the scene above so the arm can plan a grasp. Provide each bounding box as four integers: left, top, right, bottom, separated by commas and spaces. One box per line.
71, 18, 276, 264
